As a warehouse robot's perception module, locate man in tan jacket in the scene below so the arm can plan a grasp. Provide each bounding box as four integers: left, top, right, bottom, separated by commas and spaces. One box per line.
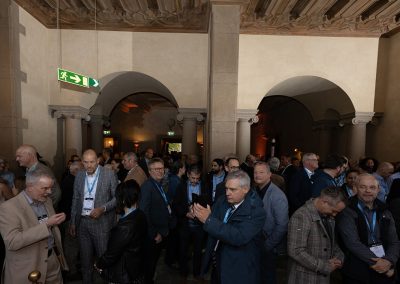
0, 168, 67, 284
122, 152, 147, 186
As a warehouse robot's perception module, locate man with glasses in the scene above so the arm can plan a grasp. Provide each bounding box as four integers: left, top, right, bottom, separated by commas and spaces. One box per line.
173, 165, 209, 278
337, 174, 399, 284
287, 186, 346, 284
214, 157, 241, 201
140, 158, 172, 284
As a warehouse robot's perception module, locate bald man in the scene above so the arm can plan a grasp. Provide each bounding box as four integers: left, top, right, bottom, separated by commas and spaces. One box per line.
16, 144, 62, 208
69, 149, 117, 284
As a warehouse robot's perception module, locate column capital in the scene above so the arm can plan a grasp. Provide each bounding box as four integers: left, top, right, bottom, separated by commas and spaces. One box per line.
236, 109, 258, 124
177, 108, 206, 122
339, 112, 374, 126
49, 105, 90, 120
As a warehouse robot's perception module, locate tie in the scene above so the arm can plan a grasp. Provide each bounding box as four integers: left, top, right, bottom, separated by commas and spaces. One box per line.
214, 206, 236, 252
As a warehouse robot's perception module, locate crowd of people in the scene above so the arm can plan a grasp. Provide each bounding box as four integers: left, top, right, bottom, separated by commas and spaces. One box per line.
1, 145, 400, 284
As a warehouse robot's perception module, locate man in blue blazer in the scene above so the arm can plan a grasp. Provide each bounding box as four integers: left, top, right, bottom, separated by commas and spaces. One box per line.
194, 170, 265, 284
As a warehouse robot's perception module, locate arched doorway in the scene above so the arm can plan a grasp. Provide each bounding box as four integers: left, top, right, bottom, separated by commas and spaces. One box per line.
252, 76, 356, 160
88, 72, 180, 156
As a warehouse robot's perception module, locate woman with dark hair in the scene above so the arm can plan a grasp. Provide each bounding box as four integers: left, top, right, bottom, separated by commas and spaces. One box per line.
95, 180, 147, 284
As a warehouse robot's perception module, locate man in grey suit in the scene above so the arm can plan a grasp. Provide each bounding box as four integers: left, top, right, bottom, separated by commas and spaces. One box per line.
69, 149, 117, 284
254, 161, 289, 284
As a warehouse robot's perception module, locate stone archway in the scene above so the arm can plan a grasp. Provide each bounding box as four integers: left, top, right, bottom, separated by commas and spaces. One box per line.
88, 71, 179, 153
253, 76, 372, 161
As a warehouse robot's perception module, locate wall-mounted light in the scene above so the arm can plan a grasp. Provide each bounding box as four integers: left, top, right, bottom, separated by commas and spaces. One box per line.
104, 137, 114, 148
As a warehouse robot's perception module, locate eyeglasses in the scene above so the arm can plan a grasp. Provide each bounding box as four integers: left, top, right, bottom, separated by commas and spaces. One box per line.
150, 167, 164, 172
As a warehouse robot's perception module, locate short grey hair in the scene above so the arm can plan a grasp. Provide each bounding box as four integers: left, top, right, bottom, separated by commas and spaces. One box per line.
125, 152, 138, 162
268, 157, 280, 172
302, 153, 317, 162
225, 170, 250, 189
26, 168, 54, 186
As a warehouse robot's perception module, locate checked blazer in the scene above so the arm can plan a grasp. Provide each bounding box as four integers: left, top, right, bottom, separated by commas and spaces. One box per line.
70, 165, 117, 229
287, 199, 344, 284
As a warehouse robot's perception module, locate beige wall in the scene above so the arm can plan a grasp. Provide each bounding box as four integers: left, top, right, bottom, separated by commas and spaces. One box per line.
368, 32, 400, 161
50, 30, 209, 110
16, 5, 58, 164
238, 35, 380, 113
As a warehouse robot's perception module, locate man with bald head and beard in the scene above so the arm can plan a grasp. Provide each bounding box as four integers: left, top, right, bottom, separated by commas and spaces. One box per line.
16, 144, 62, 208
69, 149, 117, 284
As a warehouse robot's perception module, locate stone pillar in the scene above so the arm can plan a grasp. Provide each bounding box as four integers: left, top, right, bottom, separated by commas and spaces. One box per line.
50, 105, 89, 159
177, 109, 205, 156
208, 2, 241, 159
346, 112, 374, 161
313, 120, 336, 160
90, 115, 105, 154
0, 1, 21, 167
236, 109, 258, 163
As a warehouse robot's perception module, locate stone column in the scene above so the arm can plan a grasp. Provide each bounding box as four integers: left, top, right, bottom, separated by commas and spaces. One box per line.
208, 1, 242, 160
50, 105, 89, 159
313, 120, 336, 160
0, 1, 21, 168
236, 109, 258, 163
177, 109, 205, 156
346, 112, 374, 161
90, 115, 106, 154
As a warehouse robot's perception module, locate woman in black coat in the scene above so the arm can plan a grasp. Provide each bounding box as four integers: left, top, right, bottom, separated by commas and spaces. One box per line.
95, 180, 147, 284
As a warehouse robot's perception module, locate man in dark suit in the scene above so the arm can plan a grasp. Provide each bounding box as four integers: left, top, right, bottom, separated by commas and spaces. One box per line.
194, 170, 265, 284
139, 147, 154, 177
139, 157, 172, 284
69, 149, 117, 284
173, 164, 209, 278
288, 153, 319, 215
214, 157, 240, 201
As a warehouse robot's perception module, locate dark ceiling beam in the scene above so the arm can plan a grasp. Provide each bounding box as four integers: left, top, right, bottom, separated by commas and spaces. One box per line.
325, 0, 350, 20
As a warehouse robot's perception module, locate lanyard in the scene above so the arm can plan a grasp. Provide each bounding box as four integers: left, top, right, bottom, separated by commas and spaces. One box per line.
357, 203, 377, 243
152, 180, 169, 206
120, 207, 137, 219
86, 171, 99, 196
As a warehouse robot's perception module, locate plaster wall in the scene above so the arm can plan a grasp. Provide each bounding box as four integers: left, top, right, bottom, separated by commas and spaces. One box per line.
238, 35, 380, 112
368, 33, 400, 161
16, 5, 58, 164
50, 29, 209, 109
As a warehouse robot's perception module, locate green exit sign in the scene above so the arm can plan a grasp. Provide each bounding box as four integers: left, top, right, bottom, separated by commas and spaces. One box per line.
58, 68, 99, 88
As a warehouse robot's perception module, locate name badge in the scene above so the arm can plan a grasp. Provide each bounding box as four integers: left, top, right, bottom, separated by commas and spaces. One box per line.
38, 215, 48, 224
370, 244, 385, 257
83, 197, 94, 214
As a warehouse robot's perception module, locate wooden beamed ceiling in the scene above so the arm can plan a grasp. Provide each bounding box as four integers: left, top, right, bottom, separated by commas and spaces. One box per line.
14, 0, 400, 36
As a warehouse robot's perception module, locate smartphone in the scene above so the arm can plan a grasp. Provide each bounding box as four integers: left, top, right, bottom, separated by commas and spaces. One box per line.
192, 193, 208, 208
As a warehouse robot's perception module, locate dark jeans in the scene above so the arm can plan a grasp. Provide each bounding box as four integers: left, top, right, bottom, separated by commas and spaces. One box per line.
179, 225, 204, 276
260, 248, 277, 284
143, 237, 165, 284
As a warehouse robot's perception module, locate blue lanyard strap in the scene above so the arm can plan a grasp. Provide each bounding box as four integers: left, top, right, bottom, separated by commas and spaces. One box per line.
86, 171, 99, 196
152, 180, 169, 206
357, 202, 377, 243
120, 207, 137, 219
